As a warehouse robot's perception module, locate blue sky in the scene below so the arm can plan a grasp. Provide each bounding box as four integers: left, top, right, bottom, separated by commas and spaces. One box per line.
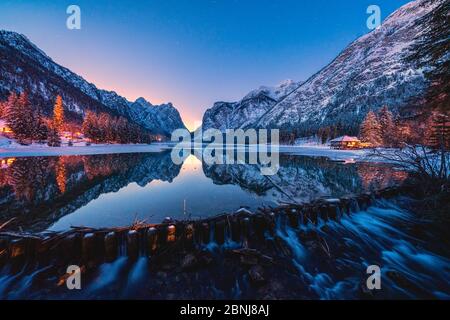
0, 0, 411, 130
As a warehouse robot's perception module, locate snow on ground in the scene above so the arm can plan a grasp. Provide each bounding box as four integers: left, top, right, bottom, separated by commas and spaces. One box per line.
0, 137, 385, 164
0, 141, 169, 158
279, 144, 368, 162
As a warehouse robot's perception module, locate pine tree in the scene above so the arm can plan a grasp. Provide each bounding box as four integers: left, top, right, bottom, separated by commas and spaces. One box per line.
116, 117, 129, 143
359, 111, 383, 147
34, 119, 49, 143
47, 126, 61, 147
82, 111, 100, 143
395, 119, 411, 146
0, 100, 6, 119
5, 92, 22, 141
98, 113, 111, 143
18, 92, 35, 137
6, 91, 35, 144
5, 92, 19, 128
53, 95, 65, 133
428, 113, 450, 150
378, 106, 395, 146
408, 0, 449, 112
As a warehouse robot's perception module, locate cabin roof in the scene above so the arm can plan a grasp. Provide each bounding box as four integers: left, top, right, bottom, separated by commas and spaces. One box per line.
329, 135, 360, 143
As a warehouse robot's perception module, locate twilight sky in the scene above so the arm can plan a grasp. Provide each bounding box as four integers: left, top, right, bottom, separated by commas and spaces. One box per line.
0, 0, 410, 130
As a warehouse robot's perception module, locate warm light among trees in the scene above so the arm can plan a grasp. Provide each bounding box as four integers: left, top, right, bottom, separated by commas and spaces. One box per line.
82, 111, 151, 144
359, 110, 382, 147
53, 95, 65, 132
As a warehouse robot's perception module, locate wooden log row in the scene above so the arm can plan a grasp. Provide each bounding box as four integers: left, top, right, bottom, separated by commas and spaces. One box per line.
0, 186, 406, 268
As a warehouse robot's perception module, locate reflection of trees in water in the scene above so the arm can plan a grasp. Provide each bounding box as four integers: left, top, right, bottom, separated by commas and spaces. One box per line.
6, 157, 55, 201
0, 152, 408, 231
357, 163, 408, 191
56, 157, 66, 194
82, 154, 137, 180
204, 155, 408, 203
0, 152, 181, 231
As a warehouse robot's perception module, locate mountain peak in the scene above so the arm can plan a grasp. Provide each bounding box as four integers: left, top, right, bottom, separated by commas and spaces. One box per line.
0, 29, 186, 136
202, 0, 443, 134
134, 97, 153, 107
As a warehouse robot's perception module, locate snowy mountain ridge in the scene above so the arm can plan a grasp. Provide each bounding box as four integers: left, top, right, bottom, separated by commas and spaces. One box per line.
0, 30, 186, 136
202, 79, 302, 131
203, 0, 445, 134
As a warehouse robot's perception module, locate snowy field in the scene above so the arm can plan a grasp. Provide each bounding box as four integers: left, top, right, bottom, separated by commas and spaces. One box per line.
1, 135, 373, 162
279, 145, 368, 161
0, 137, 169, 158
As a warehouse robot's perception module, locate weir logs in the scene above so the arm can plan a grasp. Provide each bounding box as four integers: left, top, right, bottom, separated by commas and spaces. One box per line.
147, 227, 158, 254
0, 186, 407, 269
201, 222, 210, 244
9, 238, 25, 259
82, 233, 96, 263
127, 230, 139, 259
185, 224, 194, 246
104, 232, 117, 262
167, 225, 176, 243
214, 220, 226, 245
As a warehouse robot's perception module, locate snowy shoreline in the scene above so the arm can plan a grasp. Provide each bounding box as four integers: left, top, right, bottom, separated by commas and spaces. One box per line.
0, 140, 373, 162
0, 143, 169, 158
279, 145, 368, 161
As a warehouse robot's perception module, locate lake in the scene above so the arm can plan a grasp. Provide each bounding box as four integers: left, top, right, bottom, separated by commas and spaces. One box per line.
0, 150, 407, 232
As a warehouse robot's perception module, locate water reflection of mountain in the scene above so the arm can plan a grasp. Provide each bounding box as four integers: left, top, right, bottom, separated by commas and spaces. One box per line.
203, 155, 407, 203
0, 152, 181, 232
0, 152, 407, 232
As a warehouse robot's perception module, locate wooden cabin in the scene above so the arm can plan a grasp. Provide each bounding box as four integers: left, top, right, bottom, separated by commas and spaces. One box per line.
330, 136, 362, 149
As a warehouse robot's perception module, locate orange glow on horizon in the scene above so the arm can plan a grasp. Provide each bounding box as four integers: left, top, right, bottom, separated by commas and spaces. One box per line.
60, 66, 201, 132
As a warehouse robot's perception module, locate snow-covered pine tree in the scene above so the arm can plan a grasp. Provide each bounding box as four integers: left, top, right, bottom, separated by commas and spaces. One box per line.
359, 110, 383, 147
82, 111, 100, 143
0, 99, 7, 119
47, 126, 61, 147
5, 92, 20, 135
394, 118, 412, 145
97, 113, 111, 143
116, 117, 129, 144
33, 109, 49, 143
428, 113, 450, 150
20, 92, 38, 143
6, 91, 35, 144
378, 106, 395, 147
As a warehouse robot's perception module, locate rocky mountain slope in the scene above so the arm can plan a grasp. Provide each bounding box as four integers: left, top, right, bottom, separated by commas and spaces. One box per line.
202, 80, 301, 130
203, 0, 446, 134
0, 31, 186, 136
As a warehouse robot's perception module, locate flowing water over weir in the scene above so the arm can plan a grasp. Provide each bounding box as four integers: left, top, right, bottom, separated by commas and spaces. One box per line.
0, 187, 449, 299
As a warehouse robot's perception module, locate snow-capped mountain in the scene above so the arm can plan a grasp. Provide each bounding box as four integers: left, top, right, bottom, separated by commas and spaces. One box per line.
202, 80, 301, 130
203, 0, 445, 134
0, 30, 186, 136
130, 98, 186, 136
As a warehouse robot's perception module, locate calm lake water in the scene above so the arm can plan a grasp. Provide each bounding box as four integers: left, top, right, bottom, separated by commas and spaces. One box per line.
2, 151, 450, 300
0, 151, 407, 232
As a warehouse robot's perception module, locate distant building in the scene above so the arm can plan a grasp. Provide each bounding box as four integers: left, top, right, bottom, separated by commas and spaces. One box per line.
330, 136, 364, 149
0, 120, 12, 134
